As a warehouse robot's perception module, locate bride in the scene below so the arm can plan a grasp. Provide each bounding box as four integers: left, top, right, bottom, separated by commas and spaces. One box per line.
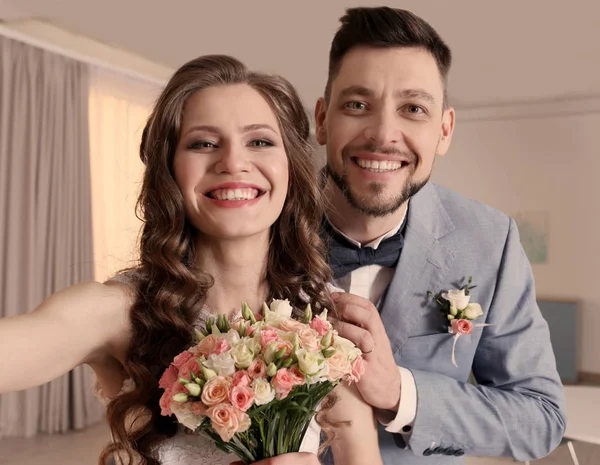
0, 54, 383, 465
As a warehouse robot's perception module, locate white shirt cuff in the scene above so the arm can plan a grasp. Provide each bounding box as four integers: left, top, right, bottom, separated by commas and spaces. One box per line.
380, 366, 417, 434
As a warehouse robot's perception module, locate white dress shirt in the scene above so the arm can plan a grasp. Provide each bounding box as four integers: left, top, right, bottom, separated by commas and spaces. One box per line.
327, 207, 417, 438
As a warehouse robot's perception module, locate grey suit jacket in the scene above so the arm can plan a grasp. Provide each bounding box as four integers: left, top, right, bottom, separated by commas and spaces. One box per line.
325, 182, 566, 464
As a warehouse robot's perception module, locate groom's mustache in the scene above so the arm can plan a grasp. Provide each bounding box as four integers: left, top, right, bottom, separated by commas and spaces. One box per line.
342, 144, 418, 163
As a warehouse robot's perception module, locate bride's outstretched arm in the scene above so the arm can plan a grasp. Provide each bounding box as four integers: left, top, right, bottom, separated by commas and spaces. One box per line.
325, 383, 383, 465
0, 281, 130, 393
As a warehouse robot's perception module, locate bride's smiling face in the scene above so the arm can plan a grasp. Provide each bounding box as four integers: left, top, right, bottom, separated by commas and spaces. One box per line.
173, 84, 289, 239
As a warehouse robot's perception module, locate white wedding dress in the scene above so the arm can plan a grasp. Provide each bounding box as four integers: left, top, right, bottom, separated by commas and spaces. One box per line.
92, 305, 321, 465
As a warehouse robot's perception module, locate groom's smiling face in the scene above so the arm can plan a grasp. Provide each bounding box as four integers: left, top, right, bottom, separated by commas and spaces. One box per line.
315, 46, 455, 217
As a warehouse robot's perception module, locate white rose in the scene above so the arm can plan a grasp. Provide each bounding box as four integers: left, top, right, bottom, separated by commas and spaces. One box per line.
231, 342, 255, 368
224, 329, 241, 347
265, 299, 294, 325
252, 379, 276, 405
203, 352, 236, 377
463, 303, 483, 320
296, 349, 325, 376
332, 335, 361, 361
171, 402, 205, 431
441, 289, 470, 310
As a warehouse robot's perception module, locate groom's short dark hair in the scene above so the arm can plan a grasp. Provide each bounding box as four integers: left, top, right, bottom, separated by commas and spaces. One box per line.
325, 6, 452, 105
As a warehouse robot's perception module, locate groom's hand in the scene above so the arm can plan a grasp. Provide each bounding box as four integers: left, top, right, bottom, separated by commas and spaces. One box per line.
330, 292, 401, 412
230, 452, 320, 465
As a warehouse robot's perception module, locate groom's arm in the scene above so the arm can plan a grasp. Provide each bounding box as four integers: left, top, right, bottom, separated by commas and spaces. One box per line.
394, 218, 566, 460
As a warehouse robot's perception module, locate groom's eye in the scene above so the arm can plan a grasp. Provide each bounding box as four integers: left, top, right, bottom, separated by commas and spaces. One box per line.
344, 101, 367, 111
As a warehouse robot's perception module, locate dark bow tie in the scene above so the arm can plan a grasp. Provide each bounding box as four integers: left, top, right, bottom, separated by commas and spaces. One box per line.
322, 219, 406, 279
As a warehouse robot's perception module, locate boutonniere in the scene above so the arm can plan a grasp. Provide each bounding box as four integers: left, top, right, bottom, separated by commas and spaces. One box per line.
428, 277, 491, 367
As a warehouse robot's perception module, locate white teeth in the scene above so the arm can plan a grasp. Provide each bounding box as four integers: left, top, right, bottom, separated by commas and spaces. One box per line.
209, 188, 260, 201
356, 159, 402, 172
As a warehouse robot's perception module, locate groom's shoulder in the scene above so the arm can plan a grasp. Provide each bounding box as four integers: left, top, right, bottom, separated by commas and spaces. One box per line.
430, 183, 511, 236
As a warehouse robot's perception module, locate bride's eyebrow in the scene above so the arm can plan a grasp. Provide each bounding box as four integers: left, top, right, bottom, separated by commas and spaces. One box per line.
183, 124, 280, 137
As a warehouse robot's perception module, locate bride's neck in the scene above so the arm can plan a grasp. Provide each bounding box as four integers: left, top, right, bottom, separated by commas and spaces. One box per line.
194, 232, 270, 317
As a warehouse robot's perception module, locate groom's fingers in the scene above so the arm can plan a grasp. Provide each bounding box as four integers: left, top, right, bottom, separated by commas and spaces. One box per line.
331, 317, 376, 354
331, 292, 386, 342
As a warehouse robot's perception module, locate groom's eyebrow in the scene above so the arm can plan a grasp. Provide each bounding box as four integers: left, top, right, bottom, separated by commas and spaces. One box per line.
338, 85, 436, 105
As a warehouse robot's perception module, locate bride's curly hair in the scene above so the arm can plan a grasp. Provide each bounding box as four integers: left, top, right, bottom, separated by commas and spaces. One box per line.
98, 55, 336, 464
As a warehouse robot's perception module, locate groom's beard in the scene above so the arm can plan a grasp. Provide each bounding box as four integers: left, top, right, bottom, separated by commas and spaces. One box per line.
325, 163, 428, 218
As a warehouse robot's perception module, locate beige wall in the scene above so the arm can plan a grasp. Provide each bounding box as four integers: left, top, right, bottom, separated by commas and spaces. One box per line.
432, 97, 600, 374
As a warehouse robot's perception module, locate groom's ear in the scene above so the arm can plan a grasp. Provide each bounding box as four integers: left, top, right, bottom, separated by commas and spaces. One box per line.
314, 98, 327, 146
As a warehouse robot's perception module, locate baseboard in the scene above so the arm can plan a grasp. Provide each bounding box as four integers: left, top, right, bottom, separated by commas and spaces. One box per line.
578, 371, 600, 386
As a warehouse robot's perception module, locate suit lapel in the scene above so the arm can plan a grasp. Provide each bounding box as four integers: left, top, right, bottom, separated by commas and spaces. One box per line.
378, 183, 456, 356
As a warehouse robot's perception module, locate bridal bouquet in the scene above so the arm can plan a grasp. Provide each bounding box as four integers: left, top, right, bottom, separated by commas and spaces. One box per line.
158, 299, 364, 463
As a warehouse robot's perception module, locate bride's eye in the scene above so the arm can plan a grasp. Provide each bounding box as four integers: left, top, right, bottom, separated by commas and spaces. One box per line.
249, 139, 274, 148
188, 140, 217, 150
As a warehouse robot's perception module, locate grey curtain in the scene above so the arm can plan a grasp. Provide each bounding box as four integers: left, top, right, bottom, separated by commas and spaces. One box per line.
0, 34, 103, 437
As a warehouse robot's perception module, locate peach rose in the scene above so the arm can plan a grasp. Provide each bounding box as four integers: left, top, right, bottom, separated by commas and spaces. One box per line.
159, 365, 178, 389
248, 358, 267, 379
451, 319, 473, 335
271, 368, 295, 400
275, 340, 293, 358
230, 385, 255, 412
197, 334, 219, 357
201, 376, 232, 406
235, 408, 251, 433
207, 403, 240, 442
232, 370, 251, 387
173, 350, 194, 369
309, 316, 330, 336
298, 328, 320, 352
327, 352, 352, 381
278, 318, 306, 333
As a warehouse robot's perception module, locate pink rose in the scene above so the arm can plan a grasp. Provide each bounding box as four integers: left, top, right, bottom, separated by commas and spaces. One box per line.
309, 317, 330, 336
214, 338, 231, 355
159, 365, 178, 389
298, 328, 320, 352
451, 319, 473, 335
190, 401, 207, 417
248, 359, 267, 379
159, 388, 173, 415
344, 356, 364, 383
232, 370, 251, 387
289, 366, 306, 386
271, 368, 295, 400
197, 334, 219, 357
326, 352, 352, 381
201, 376, 232, 406
207, 403, 241, 442
230, 385, 255, 412
178, 357, 200, 380
260, 329, 280, 348
173, 351, 194, 370
160, 381, 187, 416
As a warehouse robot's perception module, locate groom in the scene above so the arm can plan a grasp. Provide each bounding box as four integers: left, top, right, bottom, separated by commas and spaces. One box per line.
316, 6, 566, 464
